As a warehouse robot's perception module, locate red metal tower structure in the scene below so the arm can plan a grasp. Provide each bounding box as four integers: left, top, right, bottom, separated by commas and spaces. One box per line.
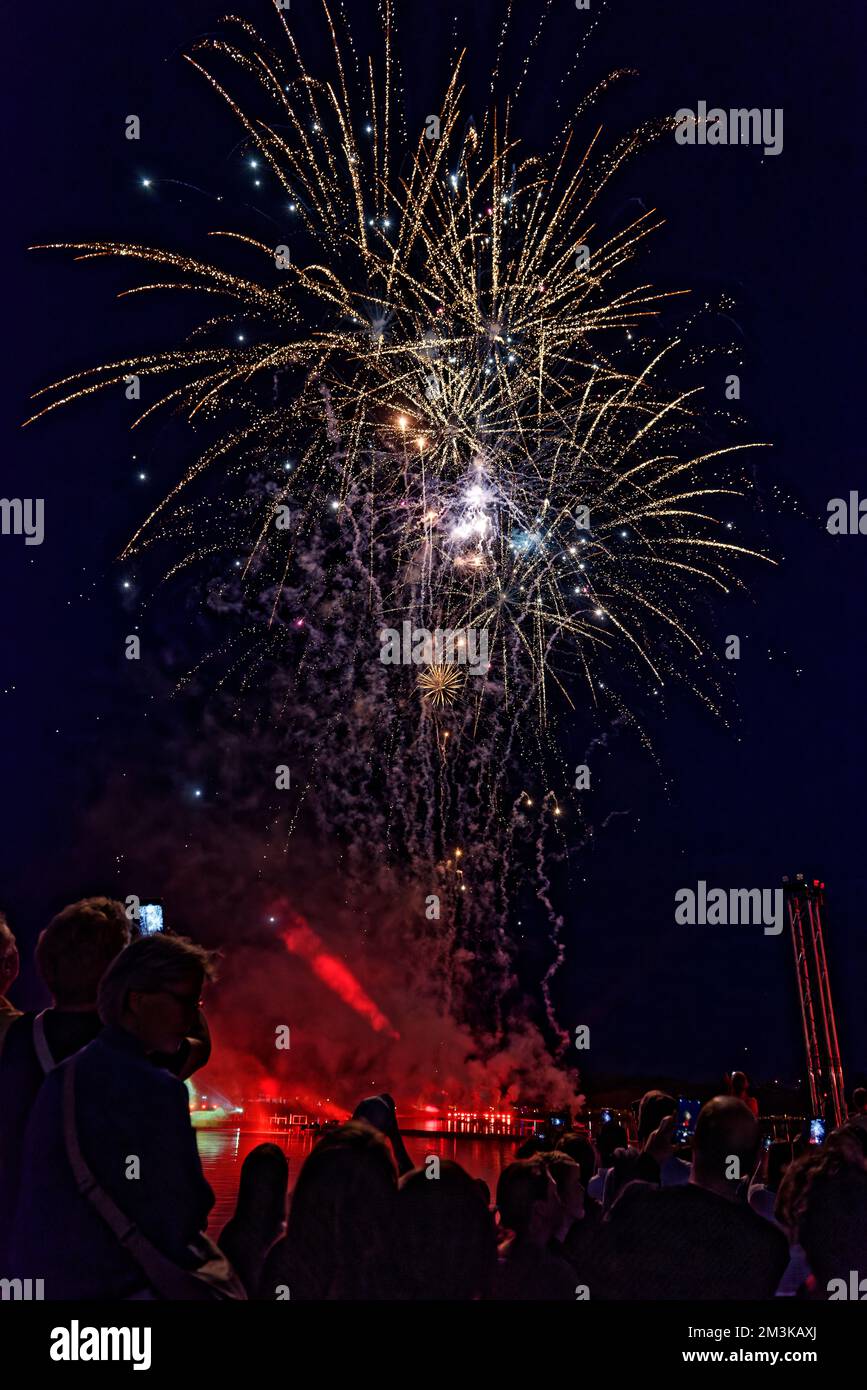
782, 875, 846, 1128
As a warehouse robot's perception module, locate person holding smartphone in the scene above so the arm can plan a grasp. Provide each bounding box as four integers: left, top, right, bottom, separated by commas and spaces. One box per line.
602, 1091, 688, 1212
591, 1098, 789, 1299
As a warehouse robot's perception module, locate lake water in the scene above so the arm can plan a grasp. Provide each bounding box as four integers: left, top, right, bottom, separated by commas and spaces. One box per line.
197, 1126, 517, 1231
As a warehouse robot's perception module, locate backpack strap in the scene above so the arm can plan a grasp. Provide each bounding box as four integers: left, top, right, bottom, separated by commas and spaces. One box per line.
32, 1010, 55, 1075
61, 1057, 245, 1301
62, 1058, 137, 1245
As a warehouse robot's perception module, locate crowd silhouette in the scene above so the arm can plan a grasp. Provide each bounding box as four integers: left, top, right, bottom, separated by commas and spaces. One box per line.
1, 899, 865, 1301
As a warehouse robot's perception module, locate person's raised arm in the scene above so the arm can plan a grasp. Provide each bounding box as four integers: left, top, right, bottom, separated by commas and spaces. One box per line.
157, 1006, 212, 1081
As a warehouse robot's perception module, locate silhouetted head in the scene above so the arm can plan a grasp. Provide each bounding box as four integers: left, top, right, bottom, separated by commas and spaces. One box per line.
692, 1096, 759, 1194
637, 1091, 677, 1143
496, 1159, 562, 1245
852, 1087, 867, 1114
514, 1135, 550, 1159
280, 1120, 398, 1299
37, 897, 130, 1008
541, 1151, 585, 1225
396, 1159, 497, 1299
352, 1093, 395, 1134
98, 932, 217, 1054
555, 1133, 595, 1188
595, 1119, 628, 1165
234, 1143, 289, 1239
777, 1147, 867, 1290
730, 1070, 750, 1097
828, 1123, 867, 1164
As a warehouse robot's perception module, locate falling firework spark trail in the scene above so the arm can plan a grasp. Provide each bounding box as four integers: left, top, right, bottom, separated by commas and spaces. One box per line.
24, 0, 775, 1074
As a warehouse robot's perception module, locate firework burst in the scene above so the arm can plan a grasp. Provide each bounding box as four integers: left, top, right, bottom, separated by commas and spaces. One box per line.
24, 0, 773, 735
22, 0, 776, 1056
417, 662, 465, 708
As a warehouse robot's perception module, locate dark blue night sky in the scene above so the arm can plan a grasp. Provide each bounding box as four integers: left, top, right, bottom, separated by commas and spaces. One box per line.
2, 0, 865, 1099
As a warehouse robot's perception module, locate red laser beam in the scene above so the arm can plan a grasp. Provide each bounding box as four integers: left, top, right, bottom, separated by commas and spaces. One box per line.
278, 911, 400, 1040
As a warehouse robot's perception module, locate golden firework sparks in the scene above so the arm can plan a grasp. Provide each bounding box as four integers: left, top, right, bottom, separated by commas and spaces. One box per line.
417, 662, 465, 707
23, 0, 774, 730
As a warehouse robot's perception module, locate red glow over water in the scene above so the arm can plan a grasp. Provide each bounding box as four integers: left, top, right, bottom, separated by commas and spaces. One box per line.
197, 1125, 517, 1232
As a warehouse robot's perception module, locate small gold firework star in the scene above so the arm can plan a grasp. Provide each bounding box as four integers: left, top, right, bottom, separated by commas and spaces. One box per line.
417, 663, 465, 707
